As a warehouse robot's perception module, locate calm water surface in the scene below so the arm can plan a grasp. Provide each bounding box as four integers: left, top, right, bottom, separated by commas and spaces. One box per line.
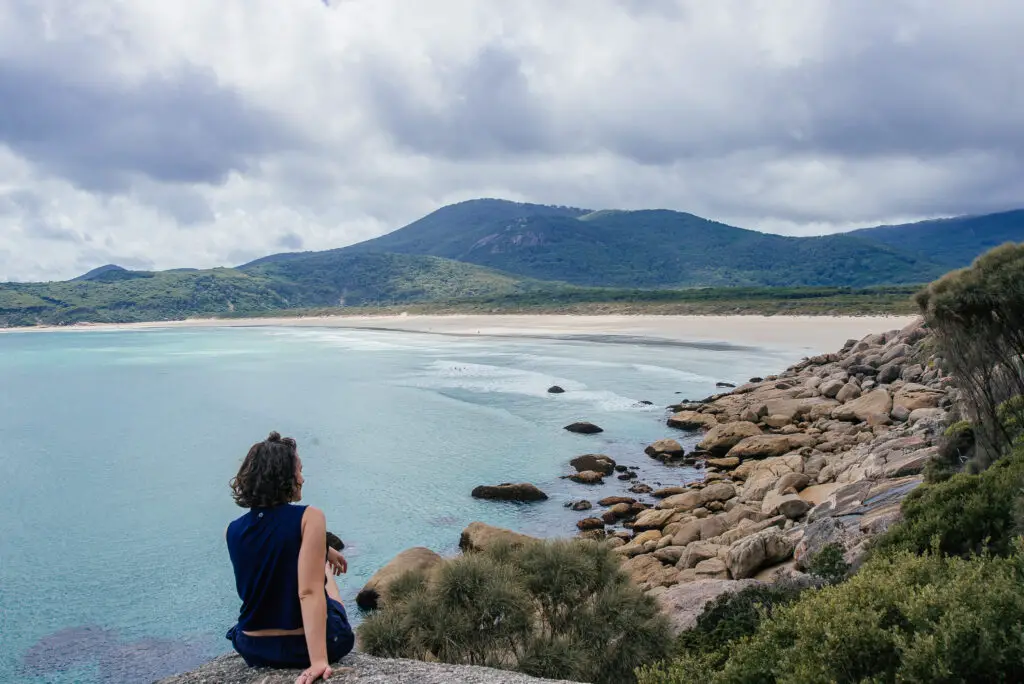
0, 325, 803, 683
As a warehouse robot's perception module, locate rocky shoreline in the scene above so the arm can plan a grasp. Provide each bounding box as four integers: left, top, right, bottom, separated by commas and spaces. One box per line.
554, 317, 949, 628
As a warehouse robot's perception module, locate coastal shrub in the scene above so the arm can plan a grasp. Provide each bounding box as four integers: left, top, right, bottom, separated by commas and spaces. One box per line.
924, 420, 975, 483
916, 242, 1024, 463
669, 582, 807, 670
358, 539, 671, 684
806, 543, 850, 584
639, 546, 1024, 683
872, 447, 1024, 558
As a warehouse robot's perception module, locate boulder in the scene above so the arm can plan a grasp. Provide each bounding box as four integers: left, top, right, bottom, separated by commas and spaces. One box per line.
569, 454, 617, 475
698, 483, 736, 505
667, 411, 718, 430
570, 470, 605, 485
471, 483, 548, 502
726, 527, 797, 579
356, 547, 444, 610
598, 496, 637, 506
569, 500, 592, 511
835, 383, 862, 403
459, 522, 537, 553
820, 378, 846, 398
326, 531, 345, 552
632, 508, 678, 531
893, 385, 944, 412
706, 456, 741, 469
547, 385, 566, 394
577, 517, 605, 531
794, 516, 861, 571
876, 362, 902, 385
727, 435, 806, 460
761, 492, 811, 520
832, 388, 892, 422
564, 421, 604, 434
658, 490, 703, 511
654, 545, 686, 564
645, 439, 686, 460
622, 553, 680, 590
698, 421, 762, 455
774, 472, 811, 494
629, 483, 654, 494
694, 558, 730, 579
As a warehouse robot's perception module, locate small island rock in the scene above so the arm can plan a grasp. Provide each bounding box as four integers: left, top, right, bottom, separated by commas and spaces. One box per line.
471, 483, 549, 502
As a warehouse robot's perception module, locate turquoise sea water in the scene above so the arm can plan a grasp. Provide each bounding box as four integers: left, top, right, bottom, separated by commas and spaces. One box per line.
0, 325, 801, 683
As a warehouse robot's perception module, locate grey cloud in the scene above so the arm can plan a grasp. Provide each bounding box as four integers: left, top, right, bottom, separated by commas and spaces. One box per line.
365, 44, 553, 158
0, 58, 300, 192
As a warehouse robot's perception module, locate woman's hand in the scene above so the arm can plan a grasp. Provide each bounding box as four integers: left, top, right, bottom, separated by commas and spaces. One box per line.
296, 660, 332, 683
327, 548, 347, 575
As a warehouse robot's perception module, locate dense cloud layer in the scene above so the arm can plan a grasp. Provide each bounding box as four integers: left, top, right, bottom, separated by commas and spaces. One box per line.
0, 0, 1021, 281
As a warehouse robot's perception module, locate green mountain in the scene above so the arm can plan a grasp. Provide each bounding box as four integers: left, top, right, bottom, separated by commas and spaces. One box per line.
848, 209, 1024, 268
338, 199, 945, 288
0, 254, 530, 326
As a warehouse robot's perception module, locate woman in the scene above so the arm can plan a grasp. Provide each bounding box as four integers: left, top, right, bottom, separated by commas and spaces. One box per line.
225, 432, 354, 683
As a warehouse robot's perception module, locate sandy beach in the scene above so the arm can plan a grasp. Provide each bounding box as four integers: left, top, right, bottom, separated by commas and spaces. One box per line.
1, 314, 919, 354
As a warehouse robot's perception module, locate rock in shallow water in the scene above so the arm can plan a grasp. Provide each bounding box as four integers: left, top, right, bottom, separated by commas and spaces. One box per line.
471, 483, 548, 502
564, 421, 604, 434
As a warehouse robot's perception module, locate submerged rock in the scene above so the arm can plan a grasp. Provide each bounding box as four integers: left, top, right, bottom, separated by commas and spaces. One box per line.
564, 421, 604, 434
547, 385, 566, 394
569, 453, 616, 474
471, 483, 548, 502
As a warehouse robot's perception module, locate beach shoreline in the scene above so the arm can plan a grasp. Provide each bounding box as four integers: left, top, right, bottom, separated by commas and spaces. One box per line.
0, 313, 918, 354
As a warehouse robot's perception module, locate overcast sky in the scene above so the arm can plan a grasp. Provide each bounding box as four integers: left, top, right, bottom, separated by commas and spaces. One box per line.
1, 0, 1022, 281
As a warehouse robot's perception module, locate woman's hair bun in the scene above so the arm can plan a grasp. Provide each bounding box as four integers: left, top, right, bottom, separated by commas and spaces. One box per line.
267, 431, 282, 443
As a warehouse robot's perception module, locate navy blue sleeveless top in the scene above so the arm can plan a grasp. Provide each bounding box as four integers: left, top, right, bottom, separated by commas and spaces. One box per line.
226, 503, 310, 631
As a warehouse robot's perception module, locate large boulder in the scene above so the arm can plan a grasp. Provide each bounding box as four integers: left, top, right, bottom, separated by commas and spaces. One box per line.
645, 438, 686, 460
727, 434, 811, 460
632, 508, 678, 531
832, 388, 892, 422
459, 522, 538, 553
820, 378, 846, 398
657, 490, 703, 511
698, 422, 762, 455
698, 482, 736, 505
564, 421, 604, 434
356, 547, 443, 609
622, 553, 681, 590
569, 453, 616, 475
471, 483, 548, 502
760, 492, 811, 520
667, 411, 718, 430
726, 527, 797, 579
893, 384, 945, 412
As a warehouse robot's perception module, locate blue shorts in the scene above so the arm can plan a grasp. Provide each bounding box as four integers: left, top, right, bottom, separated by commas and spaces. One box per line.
226, 598, 355, 669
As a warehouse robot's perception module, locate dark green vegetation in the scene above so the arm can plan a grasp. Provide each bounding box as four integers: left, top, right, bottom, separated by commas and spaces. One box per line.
638, 243, 1024, 683
916, 242, 1024, 463
340, 200, 947, 288
358, 539, 671, 684
3, 198, 1020, 326
852, 209, 1024, 268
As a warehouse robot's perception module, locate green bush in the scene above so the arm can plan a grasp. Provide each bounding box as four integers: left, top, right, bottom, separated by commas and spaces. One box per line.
640, 546, 1024, 683
872, 448, 1024, 558
358, 539, 671, 684
669, 582, 806, 670
806, 543, 850, 584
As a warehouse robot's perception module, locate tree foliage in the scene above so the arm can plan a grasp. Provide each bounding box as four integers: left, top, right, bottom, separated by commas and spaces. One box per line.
916, 242, 1024, 463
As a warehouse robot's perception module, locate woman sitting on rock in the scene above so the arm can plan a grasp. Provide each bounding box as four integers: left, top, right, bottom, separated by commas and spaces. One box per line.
225, 431, 354, 683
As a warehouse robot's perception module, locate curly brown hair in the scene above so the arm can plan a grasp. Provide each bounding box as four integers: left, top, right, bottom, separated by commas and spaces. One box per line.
230, 431, 300, 508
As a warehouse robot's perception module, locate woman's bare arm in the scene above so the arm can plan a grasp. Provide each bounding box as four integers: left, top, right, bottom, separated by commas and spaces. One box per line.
297, 507, 330, 679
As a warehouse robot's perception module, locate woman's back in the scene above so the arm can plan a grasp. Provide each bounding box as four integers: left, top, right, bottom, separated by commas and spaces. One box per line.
227, 503, 308, 632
